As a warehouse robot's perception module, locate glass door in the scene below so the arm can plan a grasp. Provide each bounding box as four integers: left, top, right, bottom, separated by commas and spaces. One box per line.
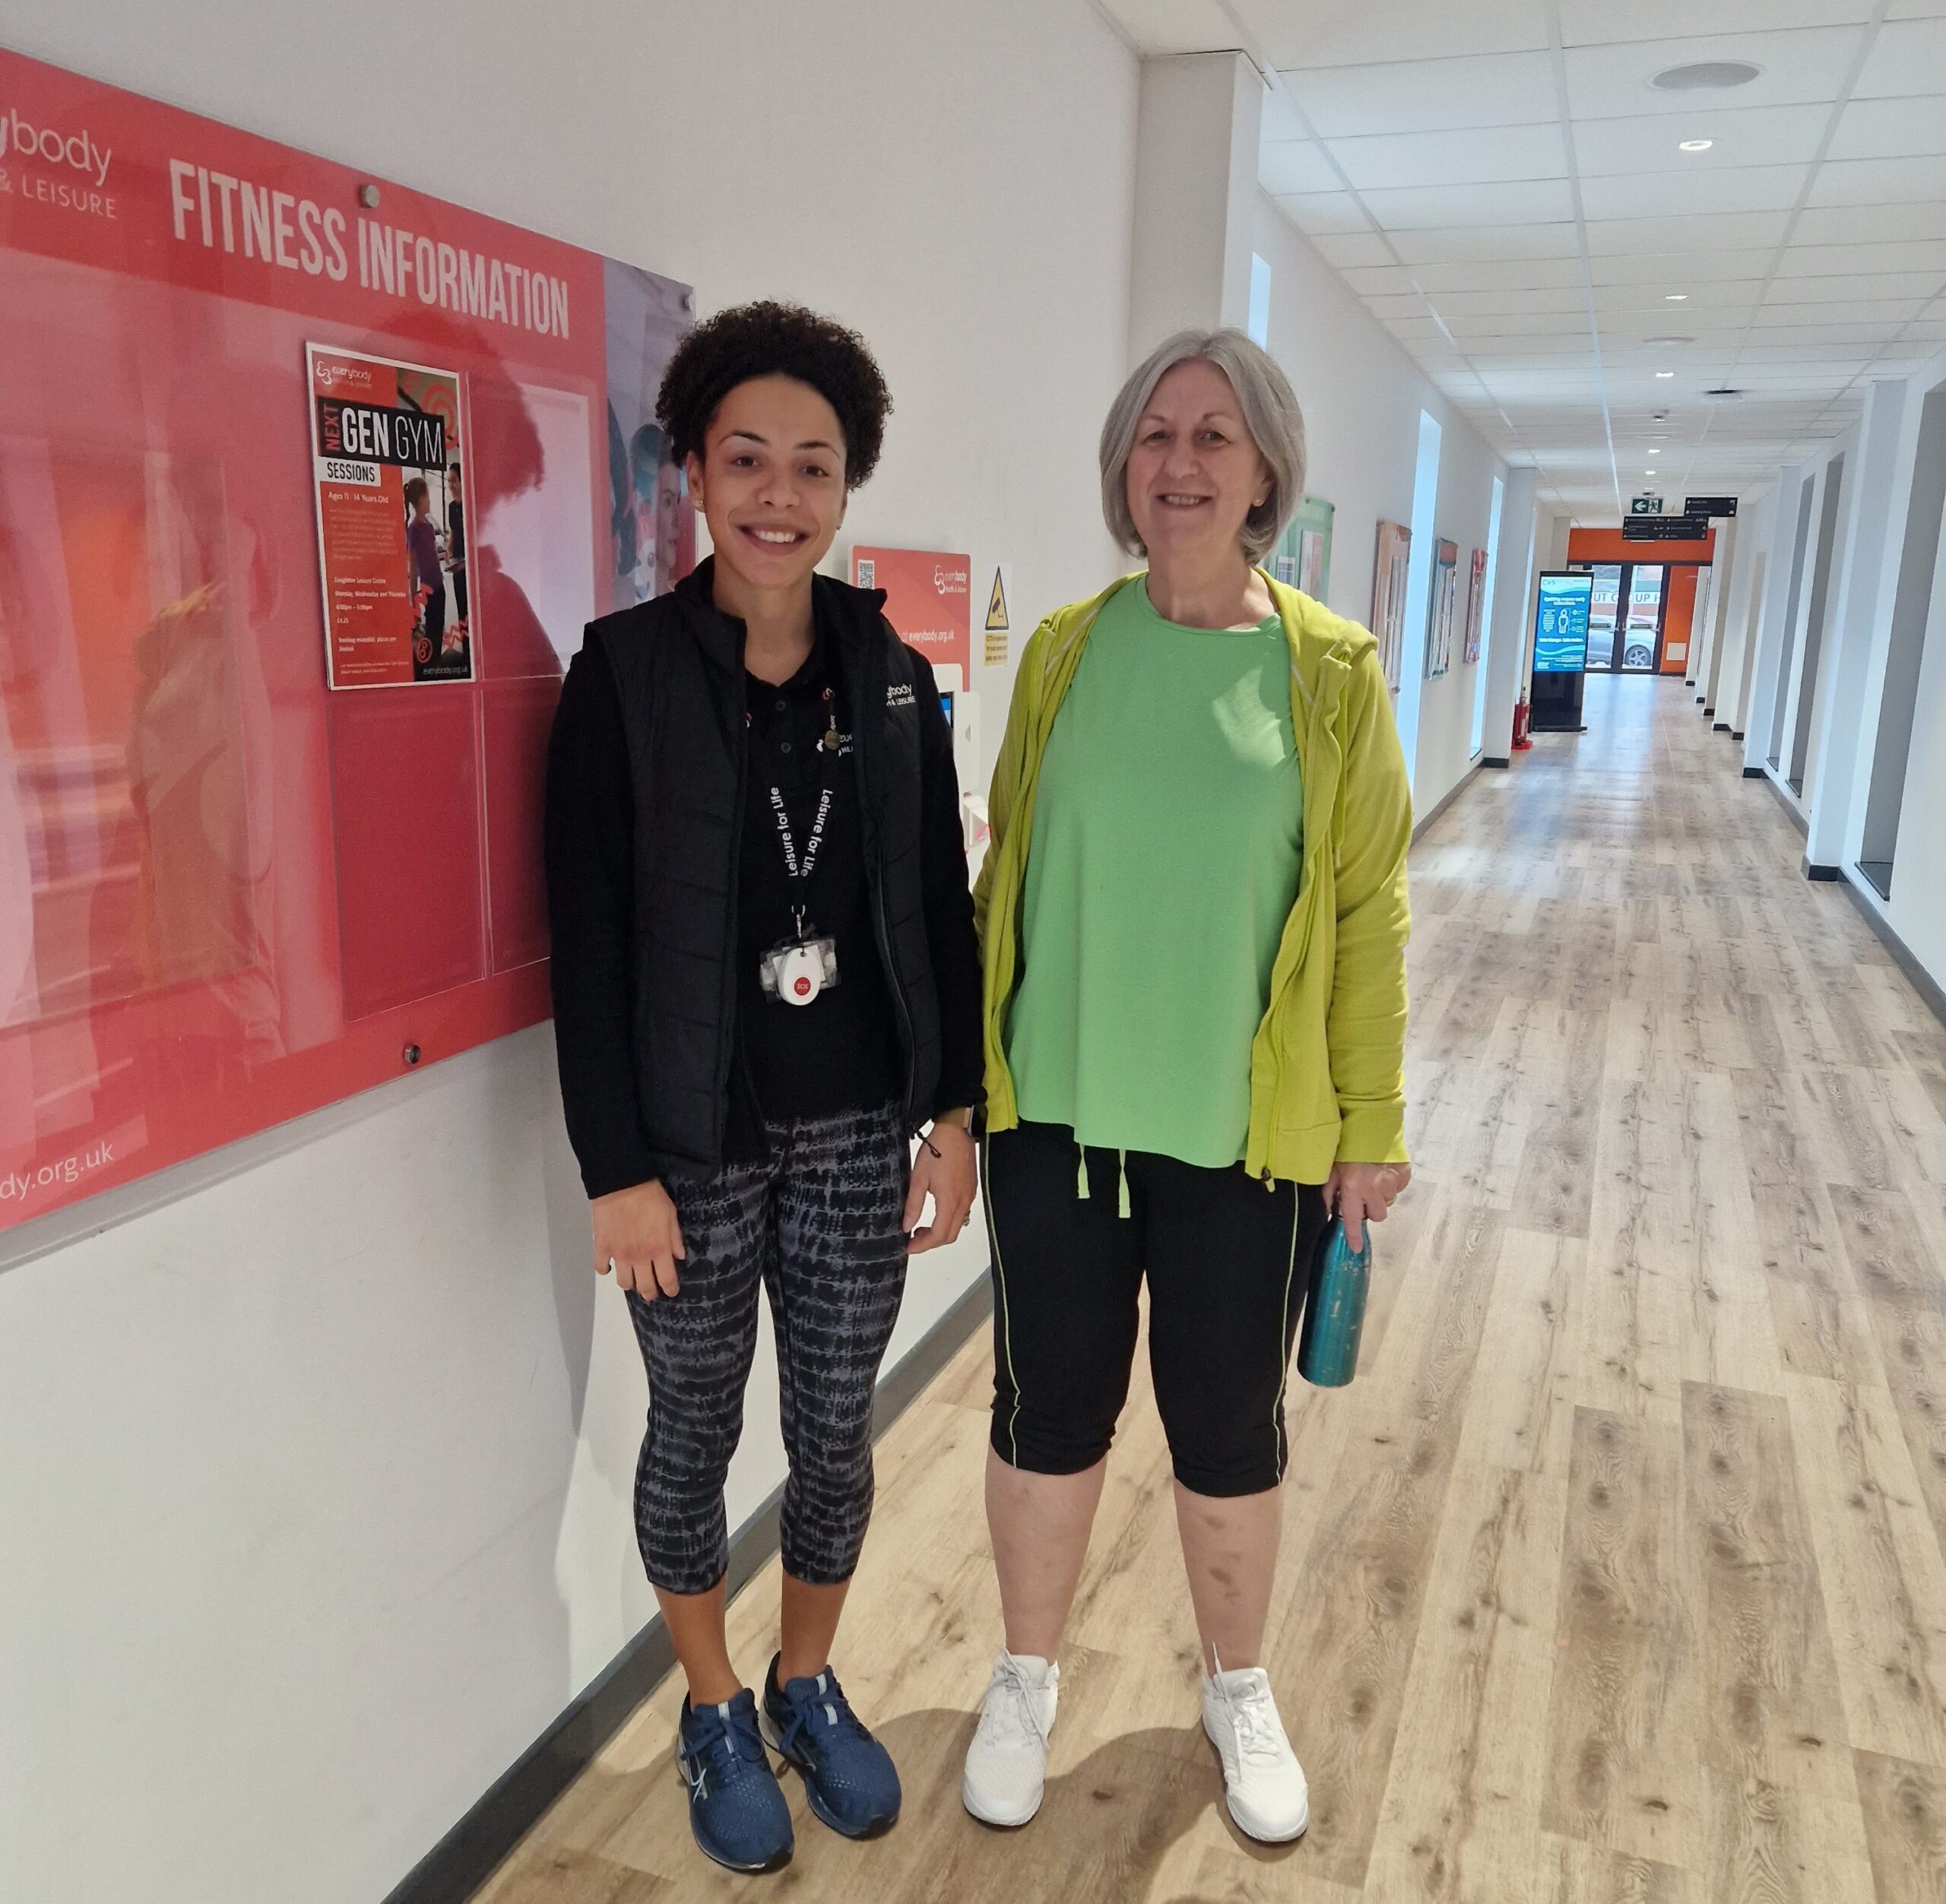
1621, 565, 1666, 671
1570, 561, 1671, 671
1585, 564, 1621, 669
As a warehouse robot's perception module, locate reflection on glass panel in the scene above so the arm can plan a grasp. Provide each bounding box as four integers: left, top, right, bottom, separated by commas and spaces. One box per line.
0, 442, 269, 1033
1622, 565, 1664, 672
1586, 564, 1621, 669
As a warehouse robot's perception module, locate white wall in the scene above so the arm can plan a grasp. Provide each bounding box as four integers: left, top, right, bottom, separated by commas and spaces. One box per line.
0, 5, 1139, 1902
1250, 196, 1516, 819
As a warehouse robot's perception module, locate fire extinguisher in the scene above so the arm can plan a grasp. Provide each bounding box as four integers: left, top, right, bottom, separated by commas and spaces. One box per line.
1512, 694, 1532, 751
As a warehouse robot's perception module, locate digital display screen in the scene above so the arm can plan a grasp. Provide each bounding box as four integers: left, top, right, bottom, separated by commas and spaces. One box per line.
1533, 572, 1593, 674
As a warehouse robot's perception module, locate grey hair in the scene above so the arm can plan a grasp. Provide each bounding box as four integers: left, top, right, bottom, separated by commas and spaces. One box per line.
1099, 329, 1307, 563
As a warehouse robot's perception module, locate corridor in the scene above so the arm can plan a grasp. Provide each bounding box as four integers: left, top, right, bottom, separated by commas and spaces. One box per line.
479, 676, 1946, 1902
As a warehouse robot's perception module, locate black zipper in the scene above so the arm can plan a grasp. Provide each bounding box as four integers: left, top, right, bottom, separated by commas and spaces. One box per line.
854, 649, 921, 1133
720, 646, 756, 1162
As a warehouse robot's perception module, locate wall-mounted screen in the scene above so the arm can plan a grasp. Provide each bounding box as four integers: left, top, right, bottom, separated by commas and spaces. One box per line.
1533, 571, 1593, 675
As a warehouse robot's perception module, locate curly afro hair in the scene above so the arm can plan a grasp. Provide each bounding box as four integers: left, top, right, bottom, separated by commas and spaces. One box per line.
656, 300, 892, 488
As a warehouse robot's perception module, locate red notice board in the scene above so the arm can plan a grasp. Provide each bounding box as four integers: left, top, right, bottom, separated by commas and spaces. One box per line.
0, 48, 697, 1231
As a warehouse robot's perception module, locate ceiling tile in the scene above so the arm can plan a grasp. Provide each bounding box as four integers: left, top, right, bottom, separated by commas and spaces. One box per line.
1903, 317, 1946, 337
1409, 256, 1591, 291
1764, 270, 1946, 302
1559, 2, 1875, 46
1308, 230, 1398, 268
1235, 0, 1551, 67
1591, 278, 1766, 309
1360, 291, 1436, 318
1774, 237, 1946, 273
1586, 247, 1780, 283
1564, 27, 1864, 118
1583, 211, 1795, 252
1259, 139, 1344, 196
1323, 122, 1568, 191
1751, 298, 1931, 324
1390, 222, 1583, 264
1444, 309, 1602, 337
1581, 164, 1811, 219
1358, 178, 1577, 228
1422, 284, 1592, 316
1853, 16, 1946, 95
1807, 155, 1946, 205
1338, 264, 1418, 293
1826, 93, 1946, 158
1792, 201, 1946, 242
1571, 103, 1833, 175
1279, 52, 1559, 139
1272, 190, 1374, 235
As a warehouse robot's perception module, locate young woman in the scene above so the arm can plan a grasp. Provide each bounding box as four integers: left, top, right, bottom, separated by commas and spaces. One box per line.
962, 331, 1412, 1843
545, 303, 981, 1876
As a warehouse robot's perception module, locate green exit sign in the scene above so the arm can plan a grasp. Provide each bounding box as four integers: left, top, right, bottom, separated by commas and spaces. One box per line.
1631, 495, 1662, 515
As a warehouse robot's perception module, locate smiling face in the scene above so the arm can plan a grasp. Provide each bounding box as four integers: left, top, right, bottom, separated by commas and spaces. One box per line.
1124, 358, 1272, 567
686, 375, 847, 595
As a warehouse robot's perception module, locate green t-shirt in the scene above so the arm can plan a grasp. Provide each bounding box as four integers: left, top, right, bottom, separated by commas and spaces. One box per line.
1005, 578, 1304, 1167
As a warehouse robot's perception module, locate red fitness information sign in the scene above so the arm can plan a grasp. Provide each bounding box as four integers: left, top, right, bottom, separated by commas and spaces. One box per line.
0, 46, 697, 1233
308, 344, 474, 687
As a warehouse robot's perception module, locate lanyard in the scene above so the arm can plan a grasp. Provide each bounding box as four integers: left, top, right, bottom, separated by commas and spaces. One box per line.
764, 686, 838, 934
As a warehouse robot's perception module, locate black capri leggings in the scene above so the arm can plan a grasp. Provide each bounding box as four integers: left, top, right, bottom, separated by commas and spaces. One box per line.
983, 1120, 1329, 1497
626, 1101, 909, 1595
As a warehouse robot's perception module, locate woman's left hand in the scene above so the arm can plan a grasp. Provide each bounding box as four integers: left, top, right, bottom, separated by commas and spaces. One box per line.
905, 1117, 978, 1254
1325, 1161, 1412, 1253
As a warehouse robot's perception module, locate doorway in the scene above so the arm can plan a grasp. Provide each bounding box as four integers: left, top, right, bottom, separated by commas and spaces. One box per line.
1574, 562, 1669, 671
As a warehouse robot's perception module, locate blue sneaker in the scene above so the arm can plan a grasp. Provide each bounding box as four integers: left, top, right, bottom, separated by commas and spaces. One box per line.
677, 1689, 794, 1874
760, 1652, 902, 1839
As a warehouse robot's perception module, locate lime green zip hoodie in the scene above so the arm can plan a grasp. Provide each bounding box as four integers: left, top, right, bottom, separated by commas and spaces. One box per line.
974, 571, 1412, 1184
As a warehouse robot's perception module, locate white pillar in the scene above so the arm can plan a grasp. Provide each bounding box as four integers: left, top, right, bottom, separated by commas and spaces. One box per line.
1127, 52, 1262, 360
1701, 514, 1738, 715
1743, 469, 1811, 775
1482, 469, 1538, 760
1805, 381, 1907, 870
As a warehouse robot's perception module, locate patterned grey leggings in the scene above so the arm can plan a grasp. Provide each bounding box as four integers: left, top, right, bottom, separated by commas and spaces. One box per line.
626, 1101, 910, 1596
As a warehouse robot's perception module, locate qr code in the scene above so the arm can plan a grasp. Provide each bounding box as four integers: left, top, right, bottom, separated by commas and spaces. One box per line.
856, 559, 875, 587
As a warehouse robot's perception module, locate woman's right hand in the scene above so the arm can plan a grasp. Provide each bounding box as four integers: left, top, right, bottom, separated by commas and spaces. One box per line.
591, 1179, 686, 1298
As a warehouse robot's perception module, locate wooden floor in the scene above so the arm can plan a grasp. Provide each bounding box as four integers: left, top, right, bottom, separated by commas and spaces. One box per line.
478, 677, 1946, 1902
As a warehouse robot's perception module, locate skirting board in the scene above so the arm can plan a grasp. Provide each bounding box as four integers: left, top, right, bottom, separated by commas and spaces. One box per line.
1480, 756, 1511, 769
1762, 774, 1808, 838
383, 1272, 996, 1904
1742, 765, 1764, 778
1838, 875, 1946, 1031
1803, 858, 1840, 882
1412, 760, 1481, 844
1713, 721, 1732, 733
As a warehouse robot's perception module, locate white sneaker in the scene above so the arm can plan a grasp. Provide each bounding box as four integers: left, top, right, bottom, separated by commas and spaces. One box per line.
962, 1649, 1060, 1826
1202, 1665, 1309, 1842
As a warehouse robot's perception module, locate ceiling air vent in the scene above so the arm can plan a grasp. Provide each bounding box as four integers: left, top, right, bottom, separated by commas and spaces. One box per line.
1643, 335, 1695, 346
1703, 385, 1745, 401
1652, 60, 1761, 90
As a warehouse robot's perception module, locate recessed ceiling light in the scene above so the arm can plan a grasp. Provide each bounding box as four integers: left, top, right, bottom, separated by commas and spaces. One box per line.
1653, 61, 1761, 91
1656, 369, 1676, 378
1644, 335, 1694, 346
1665, 293, 1690, 301
1648, 448, 1661, 455
1678, 139, 1714, 153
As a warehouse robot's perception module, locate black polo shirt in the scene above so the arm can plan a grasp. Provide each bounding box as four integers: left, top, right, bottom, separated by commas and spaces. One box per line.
733, 622, 902, 1135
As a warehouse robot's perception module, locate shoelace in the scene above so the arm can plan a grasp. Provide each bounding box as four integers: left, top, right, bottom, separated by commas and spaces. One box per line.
1211, 1652, 1285, 1771
775, 1671, 870, 1762
683, 1701, 766, 1796
980, 1656, 1051, 1753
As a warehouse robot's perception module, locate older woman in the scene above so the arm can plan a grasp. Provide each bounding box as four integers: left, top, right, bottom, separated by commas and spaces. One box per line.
961, 331, 1412, 1842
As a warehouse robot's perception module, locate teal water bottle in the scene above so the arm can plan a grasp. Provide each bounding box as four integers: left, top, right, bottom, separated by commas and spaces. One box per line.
1295, 1217, 1370, 1389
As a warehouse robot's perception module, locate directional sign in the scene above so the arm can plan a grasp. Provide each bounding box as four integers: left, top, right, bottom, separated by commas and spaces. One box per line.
1623, 514, 1710, 542
1629, 496, 1663, 515
1684, 496, 1738, 518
